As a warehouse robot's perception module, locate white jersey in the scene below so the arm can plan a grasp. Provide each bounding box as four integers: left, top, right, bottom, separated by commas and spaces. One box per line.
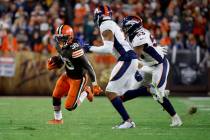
130, 27, 165, 66
127, 27, 170, 95
100, 20, 135, 60
97, 20, 139, 94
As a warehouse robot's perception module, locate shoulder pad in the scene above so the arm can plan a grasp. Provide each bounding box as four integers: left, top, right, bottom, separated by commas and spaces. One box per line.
100, 20, 115, 33
132, 30, 150, 47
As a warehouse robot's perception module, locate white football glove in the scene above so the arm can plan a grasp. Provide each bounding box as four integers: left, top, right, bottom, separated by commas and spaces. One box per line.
155, 46, 168, 55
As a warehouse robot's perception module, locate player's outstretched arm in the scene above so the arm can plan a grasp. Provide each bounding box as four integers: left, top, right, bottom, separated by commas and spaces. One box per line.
83, 30, 114, 54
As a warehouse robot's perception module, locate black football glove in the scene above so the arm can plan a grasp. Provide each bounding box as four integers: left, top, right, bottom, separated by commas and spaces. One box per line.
82, 43, 92, 53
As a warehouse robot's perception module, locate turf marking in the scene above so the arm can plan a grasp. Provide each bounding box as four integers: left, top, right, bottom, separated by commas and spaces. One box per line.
179, 98, 210, 112
188, 97, 210, 101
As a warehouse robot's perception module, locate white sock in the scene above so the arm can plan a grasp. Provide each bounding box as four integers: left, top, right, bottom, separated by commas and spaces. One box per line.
78, 91, 88, 105
172, 113, 179, 119
54, 110, 62, 120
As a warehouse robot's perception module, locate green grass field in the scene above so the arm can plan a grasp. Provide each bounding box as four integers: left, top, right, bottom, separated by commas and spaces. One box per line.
0, 97, 210, 140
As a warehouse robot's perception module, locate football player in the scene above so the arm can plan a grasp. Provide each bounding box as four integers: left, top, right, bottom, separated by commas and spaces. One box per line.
47, 25, 102, 124
121, 16, 182, 127
83, 5, 140, 129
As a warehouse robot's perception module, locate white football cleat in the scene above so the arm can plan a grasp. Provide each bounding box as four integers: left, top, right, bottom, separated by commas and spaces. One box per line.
170, 114, 183, 127
112, 121, 136, 129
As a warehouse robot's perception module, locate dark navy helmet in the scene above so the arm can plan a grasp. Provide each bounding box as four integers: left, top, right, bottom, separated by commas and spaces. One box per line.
121, 16, 143, 36
94, 5, 112, 26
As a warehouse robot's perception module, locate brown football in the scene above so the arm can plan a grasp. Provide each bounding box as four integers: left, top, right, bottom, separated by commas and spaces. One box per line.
48, 56, 64, 69
188, 106, 197, 115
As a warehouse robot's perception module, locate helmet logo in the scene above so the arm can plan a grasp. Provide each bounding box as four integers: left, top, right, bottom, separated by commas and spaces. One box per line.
121, 16, 143, 37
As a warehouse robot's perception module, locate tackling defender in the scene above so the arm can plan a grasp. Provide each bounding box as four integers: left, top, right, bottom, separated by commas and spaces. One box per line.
47, 25, 102, 124
83, 5, 140, 129
121, 16, 182, 127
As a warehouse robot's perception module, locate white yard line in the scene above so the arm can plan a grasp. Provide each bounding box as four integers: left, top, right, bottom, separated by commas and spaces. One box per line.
179, 97, 210, 112
136, 132, 174, 136
188, 97, 210, 101
179, 98, 194, 106
199, 108, 210, 111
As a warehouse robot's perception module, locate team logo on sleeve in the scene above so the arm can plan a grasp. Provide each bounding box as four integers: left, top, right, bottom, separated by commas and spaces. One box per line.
72, 49, 84, 58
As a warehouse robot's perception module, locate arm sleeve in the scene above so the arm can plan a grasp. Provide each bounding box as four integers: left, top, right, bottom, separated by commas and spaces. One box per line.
89, 40, 113, 54
90, 21, 114, 54
143, 44, 164, 64
76, 54, 97, 83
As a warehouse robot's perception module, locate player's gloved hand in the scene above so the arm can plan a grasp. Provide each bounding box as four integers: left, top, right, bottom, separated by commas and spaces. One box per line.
158, 46, 168, 55
161, 46, 168, 55
154, 46, 168, 56
91, 82, 103, 95
92, 85, 103, 95
82, 43, 92, 53
47, 56, 63, 70
47, 58, 56, 70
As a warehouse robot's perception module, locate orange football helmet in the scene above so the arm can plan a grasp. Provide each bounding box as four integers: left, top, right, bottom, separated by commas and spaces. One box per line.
55, 25, 74, 47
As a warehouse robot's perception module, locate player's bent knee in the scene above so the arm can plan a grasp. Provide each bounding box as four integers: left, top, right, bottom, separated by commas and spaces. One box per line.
105, 91, 117, 100
65, 104, 77, 111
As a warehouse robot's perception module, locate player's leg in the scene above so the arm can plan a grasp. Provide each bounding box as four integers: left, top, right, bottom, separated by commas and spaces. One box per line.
120, 86, 149, 102
48, 74, 69, 124
106, 60, 138, 129
119, 70, 169, 102
152, 58, 182, 126
106, 91, 135, 129
64, 75, 87, 111
119, 69, 152, 102
79, 86, 94, 104
77, 74, 94, 105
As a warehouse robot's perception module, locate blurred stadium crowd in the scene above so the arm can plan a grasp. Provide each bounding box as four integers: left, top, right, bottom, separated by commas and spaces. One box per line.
0, 0, 209, 55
